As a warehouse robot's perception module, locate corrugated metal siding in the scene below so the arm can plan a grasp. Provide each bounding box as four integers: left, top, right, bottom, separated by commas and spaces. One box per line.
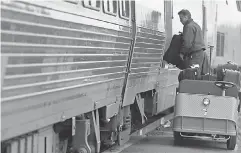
1, 1, 132, 141
1, 3, 131, 101
130, 27, 165, 76
122, 26, 165, 107
1, 133, 38, 153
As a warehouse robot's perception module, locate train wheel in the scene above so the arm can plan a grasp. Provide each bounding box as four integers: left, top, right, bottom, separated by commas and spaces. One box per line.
173, 132, 183, 145
227, 135, 237, 150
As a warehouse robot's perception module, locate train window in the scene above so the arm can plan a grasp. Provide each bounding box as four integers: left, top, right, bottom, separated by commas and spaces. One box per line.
64, 0, 79, 4
216, 32, 225, 57
119, 0, 130, 19
103, 0, 117, 16
82, 0, 101, 11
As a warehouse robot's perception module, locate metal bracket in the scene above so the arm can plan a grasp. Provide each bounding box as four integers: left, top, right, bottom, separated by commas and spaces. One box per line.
92, 110, 101, 153
72, 119, 91, 153
135, 94, 147, 124
94, 102, 98, 109
180, 132, 230, 141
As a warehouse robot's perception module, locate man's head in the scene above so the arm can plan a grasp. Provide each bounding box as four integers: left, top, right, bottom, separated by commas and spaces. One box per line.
178, 9, 192, 25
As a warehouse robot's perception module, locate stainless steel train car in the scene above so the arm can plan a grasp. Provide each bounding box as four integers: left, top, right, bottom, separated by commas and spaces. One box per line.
1, 0, 179, 152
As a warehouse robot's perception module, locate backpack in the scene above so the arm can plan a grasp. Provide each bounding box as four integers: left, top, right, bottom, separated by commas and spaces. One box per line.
163, 34, 185, 69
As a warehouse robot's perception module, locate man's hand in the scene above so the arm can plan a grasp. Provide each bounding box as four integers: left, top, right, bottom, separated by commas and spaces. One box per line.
180, 53, 184, 60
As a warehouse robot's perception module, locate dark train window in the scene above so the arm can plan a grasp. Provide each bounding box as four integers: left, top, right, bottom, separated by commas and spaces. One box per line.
237, 0, 241, 12
119, 0, 130, 19
82, 0, 101, 11
103, 0, 117, 16
64, 0, 79, 4
216, 32, 225, 57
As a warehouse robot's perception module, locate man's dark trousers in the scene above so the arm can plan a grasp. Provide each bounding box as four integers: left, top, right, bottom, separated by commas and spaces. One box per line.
183, 50, 205, 70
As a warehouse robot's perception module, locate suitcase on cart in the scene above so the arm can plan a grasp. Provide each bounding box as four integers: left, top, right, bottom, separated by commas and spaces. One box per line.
223, 69, 241, 90
178, 68, 201, 82
216, 63, 239, 81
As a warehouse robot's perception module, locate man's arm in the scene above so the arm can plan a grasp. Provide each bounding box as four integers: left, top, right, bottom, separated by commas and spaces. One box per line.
180, 25, 195, 55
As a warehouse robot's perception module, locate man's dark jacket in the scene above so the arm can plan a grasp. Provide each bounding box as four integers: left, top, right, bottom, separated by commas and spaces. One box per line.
180, 19, 206, 55
163, 34, 185, 70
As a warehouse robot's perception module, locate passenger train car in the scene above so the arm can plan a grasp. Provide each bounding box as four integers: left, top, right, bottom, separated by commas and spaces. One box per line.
2, 0, 239, 152
1, 0, 179, 152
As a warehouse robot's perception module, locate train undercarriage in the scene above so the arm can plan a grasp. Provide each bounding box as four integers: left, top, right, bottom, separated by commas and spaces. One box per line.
1, 89, 174, 153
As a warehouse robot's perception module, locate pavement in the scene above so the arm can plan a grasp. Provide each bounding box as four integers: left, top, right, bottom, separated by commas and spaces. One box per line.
119, 130, 240, 153
104, 112, 241, 153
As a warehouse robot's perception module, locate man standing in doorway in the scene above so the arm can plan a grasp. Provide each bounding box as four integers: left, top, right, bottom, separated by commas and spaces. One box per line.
178, 9, 206, 72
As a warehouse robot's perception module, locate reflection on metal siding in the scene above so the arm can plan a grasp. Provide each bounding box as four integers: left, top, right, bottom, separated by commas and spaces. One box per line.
1, 3, 131, 101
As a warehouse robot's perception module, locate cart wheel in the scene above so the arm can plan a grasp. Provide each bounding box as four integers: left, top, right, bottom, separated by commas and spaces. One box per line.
173, 132, 182, 145
227, 135, 237, 150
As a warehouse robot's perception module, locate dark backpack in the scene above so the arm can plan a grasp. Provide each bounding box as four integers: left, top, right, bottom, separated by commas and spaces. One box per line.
163, 34, 185, 70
